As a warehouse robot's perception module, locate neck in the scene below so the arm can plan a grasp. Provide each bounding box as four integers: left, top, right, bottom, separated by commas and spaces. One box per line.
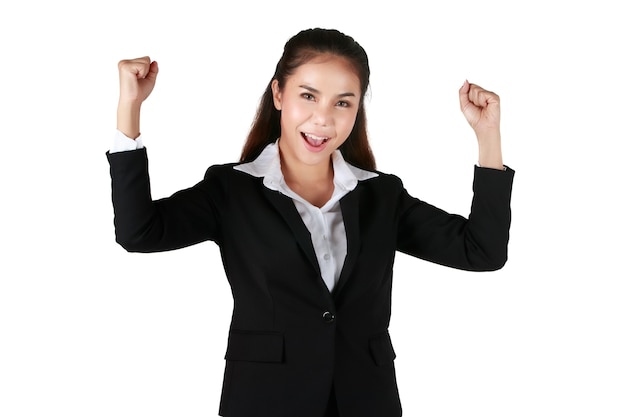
278, 146, 335, 208
280, 153, 333, 187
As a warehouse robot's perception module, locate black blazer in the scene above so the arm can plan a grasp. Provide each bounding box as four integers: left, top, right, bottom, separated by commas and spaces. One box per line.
107, 148, 514, 417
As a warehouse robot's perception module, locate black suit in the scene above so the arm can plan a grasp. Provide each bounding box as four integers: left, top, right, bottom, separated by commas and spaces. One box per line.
107, 148, 514, 417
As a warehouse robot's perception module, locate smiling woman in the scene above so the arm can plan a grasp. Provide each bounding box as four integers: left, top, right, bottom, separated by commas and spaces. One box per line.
273, 57, 359, 158
107, 27, 514, 417
270, 55, 361, 207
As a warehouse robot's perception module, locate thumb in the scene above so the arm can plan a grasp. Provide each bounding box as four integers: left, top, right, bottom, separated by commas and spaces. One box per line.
458, 79, 472, 112
145, 60, 159, 82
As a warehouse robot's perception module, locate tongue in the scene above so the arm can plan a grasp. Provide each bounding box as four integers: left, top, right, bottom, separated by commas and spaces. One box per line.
304, 135, 325, 147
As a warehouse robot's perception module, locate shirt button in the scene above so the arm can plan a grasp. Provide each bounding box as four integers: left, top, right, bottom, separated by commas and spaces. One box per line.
322, 311, 335, 323
323, 253, 330, 261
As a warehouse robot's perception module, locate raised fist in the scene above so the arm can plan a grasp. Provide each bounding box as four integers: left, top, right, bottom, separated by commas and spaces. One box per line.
118, 56, 159, 105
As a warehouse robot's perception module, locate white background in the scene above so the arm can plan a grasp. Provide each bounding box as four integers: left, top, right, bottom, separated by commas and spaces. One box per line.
1, 1, 624, 416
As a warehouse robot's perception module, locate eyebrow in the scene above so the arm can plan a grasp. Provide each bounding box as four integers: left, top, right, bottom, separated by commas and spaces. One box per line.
299, 84, 356, 98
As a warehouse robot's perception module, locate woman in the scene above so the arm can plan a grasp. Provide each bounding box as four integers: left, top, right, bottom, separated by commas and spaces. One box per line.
107, 28, 514, 417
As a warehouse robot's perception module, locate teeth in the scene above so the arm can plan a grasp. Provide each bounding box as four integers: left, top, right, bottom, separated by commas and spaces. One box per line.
305, 133, 328, 141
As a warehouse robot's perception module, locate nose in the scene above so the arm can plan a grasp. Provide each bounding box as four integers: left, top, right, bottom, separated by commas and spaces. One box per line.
312, 104, 332, 126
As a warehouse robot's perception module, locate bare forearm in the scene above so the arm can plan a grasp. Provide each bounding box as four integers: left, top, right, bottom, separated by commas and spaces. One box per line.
117, 101, 142, 139
459, 81, 505, 170
476, 130, 504, 170
115, 57, 158, 139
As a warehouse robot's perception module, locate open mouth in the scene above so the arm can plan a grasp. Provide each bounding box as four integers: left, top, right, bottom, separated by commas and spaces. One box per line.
301, 132, 330, 147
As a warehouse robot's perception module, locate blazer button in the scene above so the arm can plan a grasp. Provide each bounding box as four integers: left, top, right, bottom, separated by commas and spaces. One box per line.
322, 311, 335, 323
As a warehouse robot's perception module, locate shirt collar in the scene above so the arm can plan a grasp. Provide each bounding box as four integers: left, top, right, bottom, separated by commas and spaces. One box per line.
234, 139, 378, 193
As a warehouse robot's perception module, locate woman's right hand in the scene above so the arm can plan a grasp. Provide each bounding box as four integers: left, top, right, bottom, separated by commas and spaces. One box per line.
117, 57, 159, 139
118, 57, 159, 104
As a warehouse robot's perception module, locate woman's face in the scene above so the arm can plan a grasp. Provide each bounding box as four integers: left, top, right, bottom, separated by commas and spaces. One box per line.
272, 54, 361, 170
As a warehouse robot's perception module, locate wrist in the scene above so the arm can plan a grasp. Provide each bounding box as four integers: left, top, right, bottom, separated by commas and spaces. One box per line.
117, 102, 142, 139
476, 130, 503, 170
477, 141, 503, 170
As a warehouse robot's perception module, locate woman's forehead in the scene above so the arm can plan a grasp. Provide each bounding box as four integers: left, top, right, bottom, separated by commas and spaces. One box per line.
287, 55, 361, 93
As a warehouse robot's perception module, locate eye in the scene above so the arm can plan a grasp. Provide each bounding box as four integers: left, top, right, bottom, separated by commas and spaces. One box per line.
336, 100, 350, 108
301, 93, 315, 101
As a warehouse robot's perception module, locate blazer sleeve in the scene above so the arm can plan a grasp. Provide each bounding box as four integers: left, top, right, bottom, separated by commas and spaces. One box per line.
396, 166, 515, 271
106, 148, 227, 252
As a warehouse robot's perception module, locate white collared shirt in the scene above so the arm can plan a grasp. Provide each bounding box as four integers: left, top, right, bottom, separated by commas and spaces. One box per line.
111, 132, 377, 292
235, 140, 377, 291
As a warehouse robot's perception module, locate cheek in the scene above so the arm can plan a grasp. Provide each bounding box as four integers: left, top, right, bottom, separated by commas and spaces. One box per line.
337, 112, 358, 135
281, 98, 309, 124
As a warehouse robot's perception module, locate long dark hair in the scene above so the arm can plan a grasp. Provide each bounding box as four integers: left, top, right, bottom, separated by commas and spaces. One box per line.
239, 28, 376, 170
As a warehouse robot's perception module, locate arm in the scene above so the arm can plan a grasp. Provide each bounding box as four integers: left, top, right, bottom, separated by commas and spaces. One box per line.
396, 81, 514, 270
116, 56, 158, 139
396, 166, 514, 271
459, 80, 504, 170
107, 150, 225, 252
107, 57, 224, 252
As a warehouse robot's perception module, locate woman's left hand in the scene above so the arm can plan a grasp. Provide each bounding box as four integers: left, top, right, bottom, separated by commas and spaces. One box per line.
459, 80, 504, 169
459, 80, 500, 137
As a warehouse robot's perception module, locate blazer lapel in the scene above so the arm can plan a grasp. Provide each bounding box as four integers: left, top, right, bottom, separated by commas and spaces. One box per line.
262, 187, 322, 278
333, 187, 362, 297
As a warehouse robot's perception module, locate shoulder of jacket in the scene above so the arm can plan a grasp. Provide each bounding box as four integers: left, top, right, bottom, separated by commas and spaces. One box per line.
203, 162, 241, 177
368, 170, 404, 187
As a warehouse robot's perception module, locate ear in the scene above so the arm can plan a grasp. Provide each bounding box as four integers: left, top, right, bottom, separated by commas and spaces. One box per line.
271, 79, 282, 111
